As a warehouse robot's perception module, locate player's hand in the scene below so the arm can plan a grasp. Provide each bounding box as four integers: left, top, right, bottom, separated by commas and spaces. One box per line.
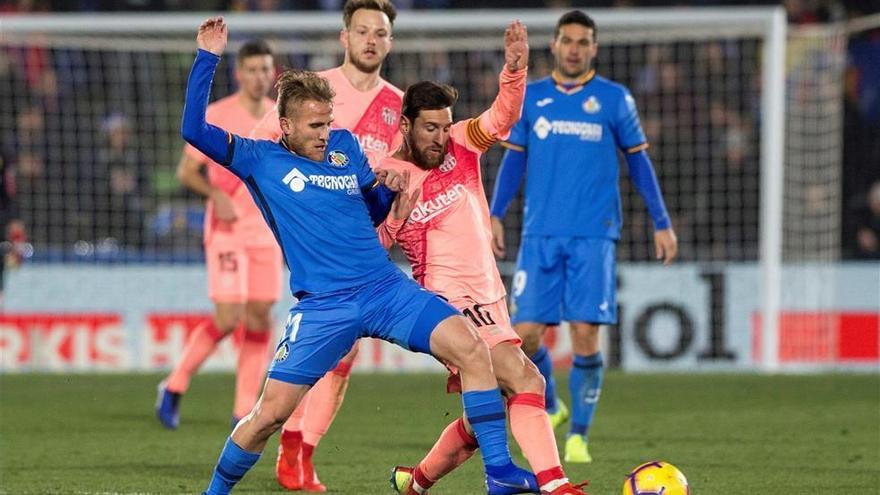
391, 187, 420, 221
490, 216, 506, 259
197, 16, 228, 56
504, 20, 529, 72
654, 228, 678, 266
210, 189, 238, 223
377, 168, 409, 193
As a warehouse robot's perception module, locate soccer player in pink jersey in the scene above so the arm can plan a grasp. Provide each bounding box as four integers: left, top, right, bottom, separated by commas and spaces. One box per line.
381, 21, 588, 495
155, 40, 281, 430
249, 1, 403, 492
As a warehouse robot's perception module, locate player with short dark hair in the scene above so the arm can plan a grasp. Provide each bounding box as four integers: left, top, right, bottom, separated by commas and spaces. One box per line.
381, 21, 587, 495
184, 17, 533, 495
490, 10, 678, 464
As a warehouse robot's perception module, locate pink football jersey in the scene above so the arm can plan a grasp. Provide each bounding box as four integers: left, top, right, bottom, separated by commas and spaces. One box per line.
250, 67, 403, 167
184, 93, 277, 245
379, 120, 506, 304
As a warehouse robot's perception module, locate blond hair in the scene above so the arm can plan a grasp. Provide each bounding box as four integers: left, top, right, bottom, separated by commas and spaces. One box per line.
275, 70, 335, 118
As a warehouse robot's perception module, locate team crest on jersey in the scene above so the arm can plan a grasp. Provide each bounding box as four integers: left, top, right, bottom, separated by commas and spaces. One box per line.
583, 96, 601, 114
274, 342, 290, 363
533, 116, 553, 140
439, 154, 457, 172
381, 107, 398, 126
327, 150, 349, 167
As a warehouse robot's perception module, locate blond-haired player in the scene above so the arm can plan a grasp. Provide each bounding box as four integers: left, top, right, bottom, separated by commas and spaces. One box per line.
250, 0, 402, 491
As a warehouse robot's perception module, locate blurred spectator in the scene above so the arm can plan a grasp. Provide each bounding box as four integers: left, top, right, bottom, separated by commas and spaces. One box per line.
852, 182, 880, 259
80, 114, 149, 248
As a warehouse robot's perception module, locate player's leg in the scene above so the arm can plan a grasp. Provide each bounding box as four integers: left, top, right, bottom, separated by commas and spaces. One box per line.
202, 297, 359, 495
234, 299, 272, 423
157, 241, 246, 429
511, 235, 567, 426
277, 342, 358, 492
366, 273, 534, 492
562, 238, 616, 463
234, 244, 281, 424
296, 342, 358, 492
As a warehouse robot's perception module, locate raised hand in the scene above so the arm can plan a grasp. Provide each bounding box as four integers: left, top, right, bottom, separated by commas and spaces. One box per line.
504, 20, 529, 72
197, 16, 228, 56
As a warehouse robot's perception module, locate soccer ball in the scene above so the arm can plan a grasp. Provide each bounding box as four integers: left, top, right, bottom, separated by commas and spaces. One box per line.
622, 461, 690, 495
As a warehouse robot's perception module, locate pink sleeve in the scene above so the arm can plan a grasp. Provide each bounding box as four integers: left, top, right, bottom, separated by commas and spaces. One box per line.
250, 106, 283, 140
472, 67, 528, 148
376, 217, 405, 249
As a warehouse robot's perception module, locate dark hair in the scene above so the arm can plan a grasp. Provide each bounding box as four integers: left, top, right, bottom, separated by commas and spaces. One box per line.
237, 39, 273, 64
342, 0, 397, 28
401, 81, 459, 123
554, 10, 597, 41
276, 70, 335, 118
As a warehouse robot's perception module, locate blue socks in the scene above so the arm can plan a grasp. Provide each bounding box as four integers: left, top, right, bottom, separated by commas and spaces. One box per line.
462, 388, 514, 470
204, 437, 261, 495
531, 345, 558, 413
569, 352, 604, 438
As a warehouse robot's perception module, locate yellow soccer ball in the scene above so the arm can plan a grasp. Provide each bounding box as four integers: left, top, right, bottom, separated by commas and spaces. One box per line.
622, 461, 690, 495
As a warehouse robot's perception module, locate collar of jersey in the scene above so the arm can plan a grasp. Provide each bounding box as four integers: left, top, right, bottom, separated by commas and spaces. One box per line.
551, 69, 595, 95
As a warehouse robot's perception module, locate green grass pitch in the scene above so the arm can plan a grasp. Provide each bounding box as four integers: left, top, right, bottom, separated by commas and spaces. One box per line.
1, 372, 878, 494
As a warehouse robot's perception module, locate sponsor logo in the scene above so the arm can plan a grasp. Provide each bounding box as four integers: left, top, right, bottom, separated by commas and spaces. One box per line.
327, 150, 349, 167
439, 154, 457, 173
409, 183, 467, 223
282, 168, 309, 192
533, 116, 602, 142
599, 301, 609, 312
583, 95, 601, 114
282, 167, 359, 195
356, 133, 390, 155
536, 97, 554, 107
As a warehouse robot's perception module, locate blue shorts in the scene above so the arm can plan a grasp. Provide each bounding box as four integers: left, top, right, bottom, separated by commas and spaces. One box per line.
510, 236, 617, 325
268, 269, 458, 386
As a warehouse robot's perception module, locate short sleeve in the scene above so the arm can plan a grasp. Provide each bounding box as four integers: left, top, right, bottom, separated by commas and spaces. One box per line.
227, 135, 264, 179
614, 88, 648, 152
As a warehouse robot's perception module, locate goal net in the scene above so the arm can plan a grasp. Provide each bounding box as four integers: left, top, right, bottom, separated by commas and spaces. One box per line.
2, 8, 871, 373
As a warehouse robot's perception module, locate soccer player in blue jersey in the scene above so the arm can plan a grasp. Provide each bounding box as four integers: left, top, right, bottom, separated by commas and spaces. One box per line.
183, 17, 535, 495
489, 10, 679, 464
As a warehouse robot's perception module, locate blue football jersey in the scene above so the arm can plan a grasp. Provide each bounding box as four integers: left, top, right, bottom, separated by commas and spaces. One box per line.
507, 72, 648, 239
226, 129, 398, 295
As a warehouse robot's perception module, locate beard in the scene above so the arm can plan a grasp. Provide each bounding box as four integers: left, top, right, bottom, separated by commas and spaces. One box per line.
411, 143, 445, 169
349, 51, 383, 74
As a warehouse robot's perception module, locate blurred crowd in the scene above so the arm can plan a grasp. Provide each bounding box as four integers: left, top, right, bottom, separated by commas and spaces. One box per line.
0, 0, 877, 17
1, 0, 878, 262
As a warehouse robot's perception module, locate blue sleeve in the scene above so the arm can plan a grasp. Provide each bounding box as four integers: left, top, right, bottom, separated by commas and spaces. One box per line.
626, 149, 671, 230
506, 112, 529, 149
361, 183, 395, 226
489, 147, 526, 218
613, 88, 648, 151
180, 50, 239, 172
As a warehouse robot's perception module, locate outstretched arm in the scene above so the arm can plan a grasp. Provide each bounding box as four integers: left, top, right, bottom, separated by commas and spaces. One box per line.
463, 20, 529, 151
181, 17, 234, 166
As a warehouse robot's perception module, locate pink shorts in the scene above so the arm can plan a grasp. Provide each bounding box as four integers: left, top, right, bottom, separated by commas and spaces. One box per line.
206, 239, 282, 304
446, 296, 521, 393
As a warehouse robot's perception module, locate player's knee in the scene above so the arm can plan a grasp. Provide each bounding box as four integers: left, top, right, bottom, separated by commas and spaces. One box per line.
249, 403, 287, 435
519, 331, 543, 357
